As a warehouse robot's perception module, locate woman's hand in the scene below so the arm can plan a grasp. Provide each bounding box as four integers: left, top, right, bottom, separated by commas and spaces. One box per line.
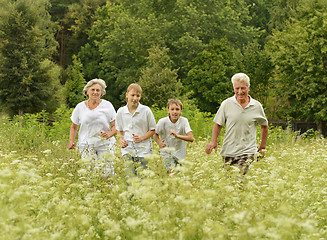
67, 142, 75, 149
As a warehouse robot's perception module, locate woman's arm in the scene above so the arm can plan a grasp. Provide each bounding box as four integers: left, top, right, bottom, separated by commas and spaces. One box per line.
68, 122, 79, 149
101, 120, 117, 139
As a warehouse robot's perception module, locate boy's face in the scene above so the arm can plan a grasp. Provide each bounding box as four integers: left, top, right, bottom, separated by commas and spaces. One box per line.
168, 103, 182, 123
126, 89, 141, 108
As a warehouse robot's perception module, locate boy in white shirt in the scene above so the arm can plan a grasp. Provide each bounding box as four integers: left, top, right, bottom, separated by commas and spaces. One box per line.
116, 83, 156, 178
154, 99, 194, 173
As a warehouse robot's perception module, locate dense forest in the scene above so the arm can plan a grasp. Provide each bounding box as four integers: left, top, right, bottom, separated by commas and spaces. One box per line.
0, 0, 326, 131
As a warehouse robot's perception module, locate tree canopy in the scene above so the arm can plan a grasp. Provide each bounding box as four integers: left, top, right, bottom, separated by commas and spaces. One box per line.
1, 0, 327, 128
0, 0, 62, 116
266, 0, 327, 126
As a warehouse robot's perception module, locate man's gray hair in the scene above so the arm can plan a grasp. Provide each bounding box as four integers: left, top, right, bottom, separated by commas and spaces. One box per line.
83, 79, 107, 97
231, 73, 250, 87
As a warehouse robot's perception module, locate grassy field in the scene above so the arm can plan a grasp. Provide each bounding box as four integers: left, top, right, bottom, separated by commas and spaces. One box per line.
0, 113, 326, 239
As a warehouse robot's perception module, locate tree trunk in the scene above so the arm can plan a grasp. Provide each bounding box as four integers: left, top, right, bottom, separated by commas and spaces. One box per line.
318, 121, 323, 137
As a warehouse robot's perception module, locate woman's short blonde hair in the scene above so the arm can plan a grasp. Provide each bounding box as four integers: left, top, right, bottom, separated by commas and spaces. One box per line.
82, 79, 107, 97
231, 73, 250, 87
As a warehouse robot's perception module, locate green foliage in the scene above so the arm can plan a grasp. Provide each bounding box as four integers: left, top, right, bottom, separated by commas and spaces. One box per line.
236, 41, 273, 106
0, 117, 326, 239
267, 0, 300, 32
64, 55, 87, 108
64, 0, 107, 38
49, 105, 74, 141
185, 39, 236, 113
77, 0, 260, 108
138, 46, 182, 108
0, 0, 62, 116
1, 111, 50, 153
266, 0, 327, 123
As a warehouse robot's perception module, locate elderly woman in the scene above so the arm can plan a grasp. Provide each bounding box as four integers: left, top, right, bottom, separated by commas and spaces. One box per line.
68, 79, 117, 164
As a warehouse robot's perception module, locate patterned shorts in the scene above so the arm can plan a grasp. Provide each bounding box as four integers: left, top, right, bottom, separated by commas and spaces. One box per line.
222, 154, 255, 175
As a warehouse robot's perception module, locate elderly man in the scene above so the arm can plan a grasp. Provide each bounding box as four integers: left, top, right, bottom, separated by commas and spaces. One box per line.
205, 73, 268, 174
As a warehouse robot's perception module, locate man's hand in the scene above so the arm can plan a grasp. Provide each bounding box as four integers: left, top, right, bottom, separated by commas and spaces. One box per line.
205, 142, 218, 154
257, 147, 266, 158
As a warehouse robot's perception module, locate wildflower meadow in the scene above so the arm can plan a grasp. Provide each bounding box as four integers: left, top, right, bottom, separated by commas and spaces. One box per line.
0, 107, 326, 239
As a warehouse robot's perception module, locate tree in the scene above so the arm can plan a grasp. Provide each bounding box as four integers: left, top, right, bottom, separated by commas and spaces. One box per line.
266, 0, 327, 131
185, 39, 236, 113
64, 55, 87, 108
138, 46, 182, 108
77, 0, 260, 108
267, 0, 300, 32
236, 41, 273, 106
0, 0, 62, 116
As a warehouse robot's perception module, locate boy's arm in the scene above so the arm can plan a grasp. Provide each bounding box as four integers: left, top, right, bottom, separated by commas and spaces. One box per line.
117, 130, 128, 148
153, 133, 166, 148
133, 129, 155, 143
169, 130, 194, 142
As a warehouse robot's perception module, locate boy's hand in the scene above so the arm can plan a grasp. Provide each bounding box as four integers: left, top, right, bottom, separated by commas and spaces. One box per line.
132, 134, 143, 143
169, 129, 177, 137
158, 140, 166, 149
101, 131, 111, 139
119, 138, 128, 148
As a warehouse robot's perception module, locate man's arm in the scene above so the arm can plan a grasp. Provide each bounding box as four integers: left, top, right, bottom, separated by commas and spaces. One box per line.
205, 123, 223, 154
258, 125, 268, 156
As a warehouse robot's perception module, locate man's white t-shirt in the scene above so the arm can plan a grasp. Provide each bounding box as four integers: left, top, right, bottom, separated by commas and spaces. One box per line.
116, 104, 156, 157
214, 96, 268, 157
71, 100, 116, 150
156, 116, 192, 160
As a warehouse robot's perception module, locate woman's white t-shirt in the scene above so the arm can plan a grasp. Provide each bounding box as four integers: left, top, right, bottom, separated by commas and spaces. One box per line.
71, 100, 116, 150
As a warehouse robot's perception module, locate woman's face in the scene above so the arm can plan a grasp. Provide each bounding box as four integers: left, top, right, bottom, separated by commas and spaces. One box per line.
87, 83, 102, 101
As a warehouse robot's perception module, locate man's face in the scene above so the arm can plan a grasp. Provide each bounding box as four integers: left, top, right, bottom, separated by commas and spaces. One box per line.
233, 81, 250, 103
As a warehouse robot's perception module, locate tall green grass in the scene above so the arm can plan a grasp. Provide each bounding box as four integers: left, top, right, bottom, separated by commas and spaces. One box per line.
0, 108, 326, 239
